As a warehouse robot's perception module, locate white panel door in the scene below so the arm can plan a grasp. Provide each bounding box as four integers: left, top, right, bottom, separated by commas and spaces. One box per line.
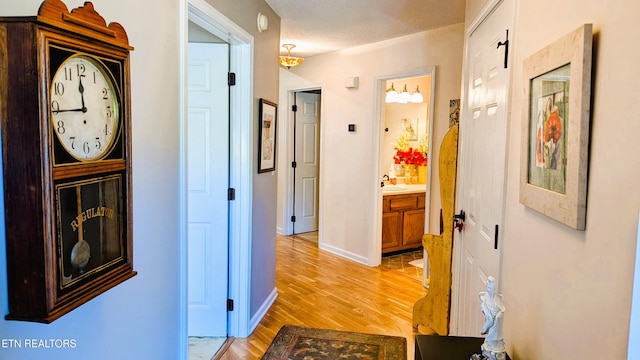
187, 42, 229, 336
293, 92, 320, 234
454, 0, 512, 336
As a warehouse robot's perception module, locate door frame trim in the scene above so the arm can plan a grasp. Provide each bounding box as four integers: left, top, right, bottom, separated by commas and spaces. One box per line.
180, 0, 254, 355
281, 86, 323, 237
372, 67, 436, 266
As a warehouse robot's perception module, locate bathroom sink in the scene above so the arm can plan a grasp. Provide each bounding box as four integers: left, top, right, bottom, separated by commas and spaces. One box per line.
382, 185, 407, 192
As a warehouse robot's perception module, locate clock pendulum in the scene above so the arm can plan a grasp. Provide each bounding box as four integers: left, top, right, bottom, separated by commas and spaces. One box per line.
70, 185, 91, 273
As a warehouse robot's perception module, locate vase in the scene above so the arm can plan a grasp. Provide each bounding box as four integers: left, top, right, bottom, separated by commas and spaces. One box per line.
418, 165, 427, 184
405, 164, 418, 184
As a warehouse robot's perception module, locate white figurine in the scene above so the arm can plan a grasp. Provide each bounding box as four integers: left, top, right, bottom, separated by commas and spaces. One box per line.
478, 276, 506, 360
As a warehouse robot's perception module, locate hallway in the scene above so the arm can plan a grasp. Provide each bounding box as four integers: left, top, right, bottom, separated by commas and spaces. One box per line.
217, 234, 429, 359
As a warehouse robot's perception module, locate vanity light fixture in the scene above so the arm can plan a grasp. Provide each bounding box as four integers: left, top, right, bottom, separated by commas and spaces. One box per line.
385, 83, 399, 103
411, 85, 424, 103
398, 84, 411, 104
278, 44, 304, 69
385, 83, 424, 104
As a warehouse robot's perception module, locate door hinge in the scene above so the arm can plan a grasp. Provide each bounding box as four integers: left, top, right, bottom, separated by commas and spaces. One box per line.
292, 161, 297, 168
227, 299, 234, 311
292, 104, 298, 112
228, 72, 236, 86
291, 215, 296, 223
494, 224, 499, 250
228, 188, 236, 201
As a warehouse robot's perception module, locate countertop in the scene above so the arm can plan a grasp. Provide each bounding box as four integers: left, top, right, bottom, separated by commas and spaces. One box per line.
381, 183, 427, 195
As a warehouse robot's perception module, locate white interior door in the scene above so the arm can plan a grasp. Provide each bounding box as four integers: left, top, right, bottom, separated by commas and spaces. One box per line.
453, 0, 513, 336
293, 92, 320, 234
187, 42, 229, 336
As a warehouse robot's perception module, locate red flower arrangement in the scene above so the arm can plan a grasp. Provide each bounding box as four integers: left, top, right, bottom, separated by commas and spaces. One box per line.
392, 131, 428, 167
394, 148, 428, 166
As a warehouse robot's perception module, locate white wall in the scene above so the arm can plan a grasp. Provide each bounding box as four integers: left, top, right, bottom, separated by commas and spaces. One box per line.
473, 0, 640, 358
277, 24, 464, 264
0, 0, 182, 359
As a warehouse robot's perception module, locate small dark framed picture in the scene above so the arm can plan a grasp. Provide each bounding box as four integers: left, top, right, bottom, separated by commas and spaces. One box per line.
258, 98, 277, 173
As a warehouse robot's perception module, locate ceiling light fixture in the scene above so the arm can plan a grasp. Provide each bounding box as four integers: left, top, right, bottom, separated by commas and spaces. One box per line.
278, 44, 304, 69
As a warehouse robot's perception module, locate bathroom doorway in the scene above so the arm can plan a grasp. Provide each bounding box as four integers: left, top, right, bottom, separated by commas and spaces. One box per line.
381, 76, 432, 196
375, 68, 435, 285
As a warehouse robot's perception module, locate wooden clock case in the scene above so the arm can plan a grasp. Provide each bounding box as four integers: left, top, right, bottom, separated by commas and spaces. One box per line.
0, 0, 135, 323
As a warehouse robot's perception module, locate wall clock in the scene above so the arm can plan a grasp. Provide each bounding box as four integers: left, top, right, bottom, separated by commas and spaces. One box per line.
0, 0, 135, 322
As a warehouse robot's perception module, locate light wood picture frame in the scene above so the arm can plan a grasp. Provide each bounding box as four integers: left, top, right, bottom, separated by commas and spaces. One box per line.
520, 24, 593, 230
258, 98, 277, 173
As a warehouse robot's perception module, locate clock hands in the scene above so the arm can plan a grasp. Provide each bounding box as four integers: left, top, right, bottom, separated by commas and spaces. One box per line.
51, 75, 89, 114
78, 75, 88, 113
52, 108, 86, 113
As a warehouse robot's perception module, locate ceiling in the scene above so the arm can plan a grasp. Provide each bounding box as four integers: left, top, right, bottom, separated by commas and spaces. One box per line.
265, 0, 466, 58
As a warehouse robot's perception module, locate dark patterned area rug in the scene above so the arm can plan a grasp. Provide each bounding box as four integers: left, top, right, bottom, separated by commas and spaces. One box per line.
261, 325, 407, 360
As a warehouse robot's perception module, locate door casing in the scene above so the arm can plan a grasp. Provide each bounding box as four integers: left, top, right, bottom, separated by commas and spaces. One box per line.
292, 91, 321, 234
180, 1, 254, 357
281, 86, 324, 238
372, 67, 436, 267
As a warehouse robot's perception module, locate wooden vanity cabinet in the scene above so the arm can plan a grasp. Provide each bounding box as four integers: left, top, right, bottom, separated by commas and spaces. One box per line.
382, 192, 426, 254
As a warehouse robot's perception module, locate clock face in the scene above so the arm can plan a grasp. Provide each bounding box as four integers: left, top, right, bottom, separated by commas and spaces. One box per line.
50, 54, 120, 161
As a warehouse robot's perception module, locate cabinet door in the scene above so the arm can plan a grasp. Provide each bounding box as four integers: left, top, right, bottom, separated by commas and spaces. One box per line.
389, 195, 418, 211
382, 211, 402, 251
403, 208, 425, 247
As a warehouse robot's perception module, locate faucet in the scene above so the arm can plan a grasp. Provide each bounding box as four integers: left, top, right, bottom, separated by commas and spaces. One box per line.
382, 174, 389, 181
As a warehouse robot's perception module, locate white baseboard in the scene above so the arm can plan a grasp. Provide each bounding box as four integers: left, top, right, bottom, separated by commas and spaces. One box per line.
319, 242, 369, 266
249, 287, 278, 334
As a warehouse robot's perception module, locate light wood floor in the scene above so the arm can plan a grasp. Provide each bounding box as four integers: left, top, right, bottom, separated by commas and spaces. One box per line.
217, 234, 431, 359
